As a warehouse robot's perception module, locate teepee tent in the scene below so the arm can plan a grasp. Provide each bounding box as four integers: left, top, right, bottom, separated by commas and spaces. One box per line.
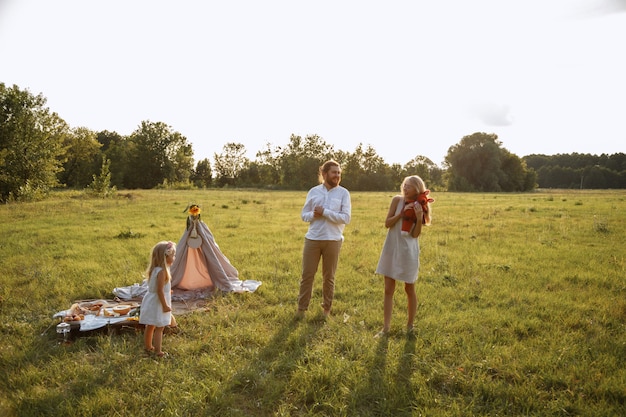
170, 206, 261, 297
171, 215, 237, 291
112, 205, 260, 302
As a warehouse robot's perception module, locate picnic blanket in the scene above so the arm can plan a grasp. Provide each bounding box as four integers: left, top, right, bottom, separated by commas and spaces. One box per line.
52, 298, 212, 332
52, 299, 139, 332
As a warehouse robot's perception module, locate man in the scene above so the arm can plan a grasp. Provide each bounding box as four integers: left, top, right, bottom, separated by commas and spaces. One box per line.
296, 160, 351, 319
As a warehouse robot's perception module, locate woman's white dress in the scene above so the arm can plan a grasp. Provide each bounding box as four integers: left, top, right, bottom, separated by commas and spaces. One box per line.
375, 199, 420, 283
139, 266, 172, 327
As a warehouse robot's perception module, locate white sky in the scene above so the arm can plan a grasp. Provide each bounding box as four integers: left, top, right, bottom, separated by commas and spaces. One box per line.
1, 0, 625, 166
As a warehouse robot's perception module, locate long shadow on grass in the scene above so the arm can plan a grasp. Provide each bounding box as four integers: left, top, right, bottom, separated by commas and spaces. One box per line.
345, 334, 390, 416
8, 327, 145, 416
221, 314, 324, 413
394, 336, 418, 411
345, 335, 418, 416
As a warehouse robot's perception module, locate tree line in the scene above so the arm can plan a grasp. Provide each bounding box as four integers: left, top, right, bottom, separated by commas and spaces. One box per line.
2, 83, 624, 202
525, 153, 626, 189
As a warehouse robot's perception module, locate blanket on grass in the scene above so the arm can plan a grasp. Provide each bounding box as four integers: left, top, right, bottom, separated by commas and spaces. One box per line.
52, 297, 213, 332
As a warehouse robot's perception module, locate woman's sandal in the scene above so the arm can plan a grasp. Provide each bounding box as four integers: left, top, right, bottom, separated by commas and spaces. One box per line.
156, 351, 170, 358
144, 347, 155, 356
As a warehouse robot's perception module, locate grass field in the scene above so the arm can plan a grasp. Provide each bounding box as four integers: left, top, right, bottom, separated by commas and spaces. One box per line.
1, 189, 625, 416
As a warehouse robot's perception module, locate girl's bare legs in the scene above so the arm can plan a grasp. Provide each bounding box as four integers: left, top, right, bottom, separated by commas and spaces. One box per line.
144, 325, 155, 351
382, 276, 396, 333
405, 282, 417, 331
153, 326, 165, 355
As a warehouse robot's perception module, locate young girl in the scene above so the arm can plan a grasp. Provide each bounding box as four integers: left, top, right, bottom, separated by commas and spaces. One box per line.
139, 241, 176, 357
374, 175, 433, 337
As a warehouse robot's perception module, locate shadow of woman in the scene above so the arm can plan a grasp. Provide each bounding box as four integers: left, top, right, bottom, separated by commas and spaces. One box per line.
393, 335, 419, 409
222, 315, 324, 413
343, 334, 390, 415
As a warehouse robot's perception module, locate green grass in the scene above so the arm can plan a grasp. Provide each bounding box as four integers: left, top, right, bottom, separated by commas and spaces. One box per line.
1, 189, 625, 416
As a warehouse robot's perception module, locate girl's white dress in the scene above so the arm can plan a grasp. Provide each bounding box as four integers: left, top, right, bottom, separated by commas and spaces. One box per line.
139, 266, 172, 327
375, 199, 420, 283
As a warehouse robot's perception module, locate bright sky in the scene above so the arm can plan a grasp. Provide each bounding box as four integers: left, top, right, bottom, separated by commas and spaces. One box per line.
1, 0, 625, 166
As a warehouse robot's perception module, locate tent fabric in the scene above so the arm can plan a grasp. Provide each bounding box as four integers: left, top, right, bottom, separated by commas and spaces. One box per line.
169, 217, 261, 297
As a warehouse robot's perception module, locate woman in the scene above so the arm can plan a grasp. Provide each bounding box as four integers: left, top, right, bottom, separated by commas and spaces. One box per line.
374, 175, 432, 337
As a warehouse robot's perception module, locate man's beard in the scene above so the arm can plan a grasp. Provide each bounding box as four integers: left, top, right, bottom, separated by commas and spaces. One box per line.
325, 177, 339, 188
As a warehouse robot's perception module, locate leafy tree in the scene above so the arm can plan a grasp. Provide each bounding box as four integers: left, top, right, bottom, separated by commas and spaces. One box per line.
102, 132, 134, 189
278, 134, 335, 190
445, 132, 502, 191
403, 155, 433, 179
526, 152, 626, 188
401, 155, 446, 191
537, 166, 577, 188
171, 141, 195, 184
237, 160, 263, 187
96, 130, 122, 153
340, 146, 365, 191
445, 132, 535, 191
192, 158, 213, 188
569, 153, 600, 170
0, 83, 68, 201
523, 154, 552, 171
213, 142, 249, 187
126, 121, 194, 189
59, 127, 102, 188
606, 152, 626, 172
341, 144, 392, 191
601, 166, 625, 188
254, 142, 282, 187
329, 149, 351, 169
498, 150, 537, 191
388, 163, 405, 191
86, 156, 116, 198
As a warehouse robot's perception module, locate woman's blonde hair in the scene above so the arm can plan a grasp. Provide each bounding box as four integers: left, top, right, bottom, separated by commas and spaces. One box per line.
146, 241, 176, 282
401, 175, 432, 226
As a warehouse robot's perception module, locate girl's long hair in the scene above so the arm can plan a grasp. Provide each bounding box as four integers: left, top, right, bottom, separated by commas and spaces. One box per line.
146, 241, 175, 282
